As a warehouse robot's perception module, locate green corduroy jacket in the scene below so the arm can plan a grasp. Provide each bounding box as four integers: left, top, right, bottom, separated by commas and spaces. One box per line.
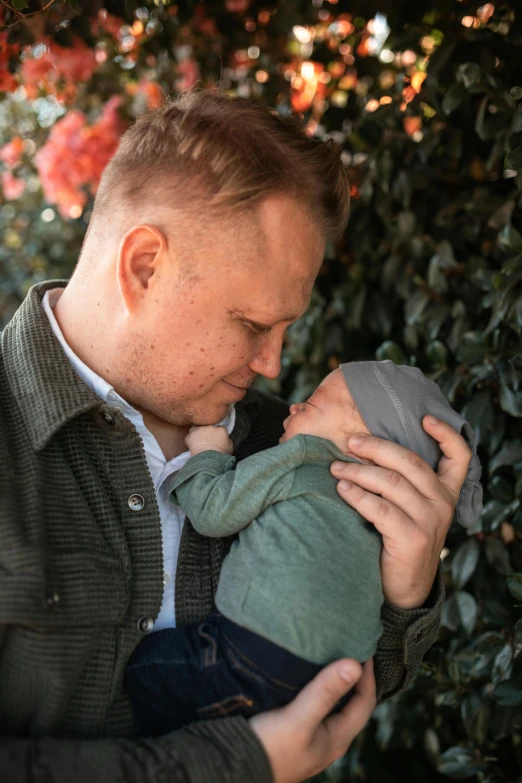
0, 280, 445, 783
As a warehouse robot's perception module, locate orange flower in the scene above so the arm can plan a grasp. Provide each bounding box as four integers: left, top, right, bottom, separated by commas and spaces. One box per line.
410, 71, 427, 92
0, 32, 20, 93
138, 78, 164, 109
402, 86, 417, 104
403, 116, 422, 136
356, 35, 371, 58
225, 0, 251, 12
0, 137, 23, 168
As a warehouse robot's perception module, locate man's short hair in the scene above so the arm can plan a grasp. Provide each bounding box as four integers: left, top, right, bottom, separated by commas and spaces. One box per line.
91, 87, 350, 244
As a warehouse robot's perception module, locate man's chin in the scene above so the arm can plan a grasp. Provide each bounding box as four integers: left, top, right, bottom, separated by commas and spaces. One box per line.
189, 403, 232, 427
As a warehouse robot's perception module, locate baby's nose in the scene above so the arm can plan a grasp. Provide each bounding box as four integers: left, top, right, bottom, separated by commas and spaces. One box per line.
289, 403, 300, 415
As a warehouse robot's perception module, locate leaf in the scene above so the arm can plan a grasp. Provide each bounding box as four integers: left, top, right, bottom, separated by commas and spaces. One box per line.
489, 476, 514, 503
442, 82, 467, 115
505, 147, 522, 172
514, 618, 522, 647
405, 289, 429, 325
493, 681, 522, 707
442, 591, 478, 636
451, 538, 480, 589
461, 692, 490, 745
427, 38, 457, 82
397, 210, 416, 236
485, 538, 512, 574
426, 340, 448, 367
375, 340, 405, 364
498, 224, 522, 253
437, 746, 482, 779
461, 390, 494, 447
456, 332, 488, 365
457, 62, 482, 89
492, 643, 513, 685
500, 381, 522, 418
475, 96, 489, 142
489, 440, 522, 473
507, 573, 522, 602
11, 0, 29, 8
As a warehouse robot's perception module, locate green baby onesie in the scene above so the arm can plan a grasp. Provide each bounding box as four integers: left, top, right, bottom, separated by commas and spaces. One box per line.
168, 434, 384, 665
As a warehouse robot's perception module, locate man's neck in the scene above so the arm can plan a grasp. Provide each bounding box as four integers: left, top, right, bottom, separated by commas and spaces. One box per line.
137, 407, 191, 461
51, 286, 191, 462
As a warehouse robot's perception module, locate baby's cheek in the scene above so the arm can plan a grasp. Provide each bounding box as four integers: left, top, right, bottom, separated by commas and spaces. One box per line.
350, 408, 371, 435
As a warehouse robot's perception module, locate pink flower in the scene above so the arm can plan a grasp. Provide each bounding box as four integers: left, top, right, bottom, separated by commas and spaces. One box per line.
35, 97, 127, 218
48, 37, 97, 83
1, 171, 25, 200
20, 36, 97, 101
176, 59, 200, 91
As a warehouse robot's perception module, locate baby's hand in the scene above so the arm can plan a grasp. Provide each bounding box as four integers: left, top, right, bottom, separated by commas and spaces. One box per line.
185, 425, 234, 456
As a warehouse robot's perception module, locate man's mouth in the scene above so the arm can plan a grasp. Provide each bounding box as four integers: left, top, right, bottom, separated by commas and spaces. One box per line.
222, 380, 249, 399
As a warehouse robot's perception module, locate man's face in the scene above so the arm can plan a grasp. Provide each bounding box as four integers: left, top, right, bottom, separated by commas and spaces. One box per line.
126, 194, 326, 426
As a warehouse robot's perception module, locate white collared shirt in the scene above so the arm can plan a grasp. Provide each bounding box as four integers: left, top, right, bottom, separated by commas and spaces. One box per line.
41, 288, 235, 632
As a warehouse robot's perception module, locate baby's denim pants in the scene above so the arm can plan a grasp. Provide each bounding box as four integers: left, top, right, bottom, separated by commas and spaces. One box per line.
126, 613, 354, 737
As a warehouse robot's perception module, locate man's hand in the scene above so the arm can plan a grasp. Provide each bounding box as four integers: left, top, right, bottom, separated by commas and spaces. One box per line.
330, 415, 472, 609
185, 425, 234, 456
250, 659, 375, 783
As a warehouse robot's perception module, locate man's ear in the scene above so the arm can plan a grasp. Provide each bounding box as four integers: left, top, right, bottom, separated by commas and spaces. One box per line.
116, 224, 168, 313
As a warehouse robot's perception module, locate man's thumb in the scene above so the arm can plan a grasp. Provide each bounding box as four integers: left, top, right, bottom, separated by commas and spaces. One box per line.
285, 660, 363, 728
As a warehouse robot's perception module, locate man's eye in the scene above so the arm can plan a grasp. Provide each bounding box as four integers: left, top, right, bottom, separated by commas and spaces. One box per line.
244, 321, 271, 335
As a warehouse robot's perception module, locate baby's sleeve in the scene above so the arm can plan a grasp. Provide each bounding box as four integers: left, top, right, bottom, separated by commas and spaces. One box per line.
167, 438, 305, 537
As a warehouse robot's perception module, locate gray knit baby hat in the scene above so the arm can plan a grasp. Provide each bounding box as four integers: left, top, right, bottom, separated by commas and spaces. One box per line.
339, 360, 483, 529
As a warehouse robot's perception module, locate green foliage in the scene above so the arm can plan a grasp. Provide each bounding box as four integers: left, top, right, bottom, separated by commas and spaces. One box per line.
1, 0, 522, 780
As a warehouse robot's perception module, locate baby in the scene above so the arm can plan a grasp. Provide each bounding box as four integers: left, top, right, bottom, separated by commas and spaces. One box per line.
126, 360, 483, 737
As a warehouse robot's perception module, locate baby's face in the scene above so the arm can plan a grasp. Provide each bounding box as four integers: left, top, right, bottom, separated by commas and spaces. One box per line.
280, 369, 371, 452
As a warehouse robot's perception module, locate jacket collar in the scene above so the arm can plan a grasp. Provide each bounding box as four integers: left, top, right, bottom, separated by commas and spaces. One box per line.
1, 280, 101, 452
1, 280, 261, 454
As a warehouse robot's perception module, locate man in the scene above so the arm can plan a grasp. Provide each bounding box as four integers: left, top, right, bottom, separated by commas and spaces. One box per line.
0, 89, 472, 782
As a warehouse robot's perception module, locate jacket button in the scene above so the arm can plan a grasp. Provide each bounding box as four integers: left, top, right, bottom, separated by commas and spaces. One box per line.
128, 494, 145, 511
137, 617, 154, 634
102, 411, 115, 425
45, 591, 60, 608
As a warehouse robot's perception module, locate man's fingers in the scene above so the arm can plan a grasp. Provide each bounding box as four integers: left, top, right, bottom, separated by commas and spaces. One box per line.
330, 462, 426, 525
333, 477, 417, 539
337, 433, 441, 501
422, 415, 472, 500
323, 659, 376, 753
285, 659, 363, 732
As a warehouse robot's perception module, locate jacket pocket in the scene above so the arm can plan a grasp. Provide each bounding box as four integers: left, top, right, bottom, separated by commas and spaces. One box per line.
0, 548, 129, 631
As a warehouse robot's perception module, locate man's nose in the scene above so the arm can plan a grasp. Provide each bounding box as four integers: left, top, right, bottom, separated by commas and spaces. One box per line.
248, 332, 283, 380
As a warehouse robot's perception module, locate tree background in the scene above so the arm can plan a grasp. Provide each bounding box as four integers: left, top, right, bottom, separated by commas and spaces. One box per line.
1, 0, 521, 780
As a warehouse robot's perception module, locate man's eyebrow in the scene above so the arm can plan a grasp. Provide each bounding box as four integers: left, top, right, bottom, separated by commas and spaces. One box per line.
235, 309, 306, 326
